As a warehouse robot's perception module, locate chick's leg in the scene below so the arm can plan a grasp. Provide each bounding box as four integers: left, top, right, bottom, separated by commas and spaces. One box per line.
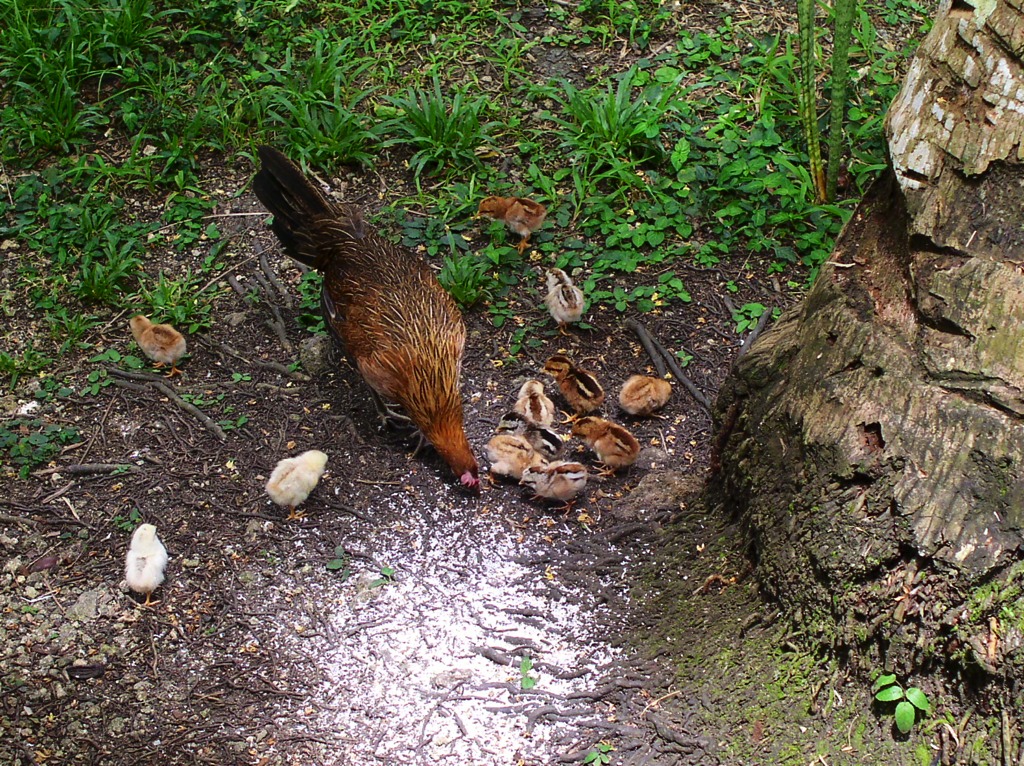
165, 364, 183, 378
286, 506, 306, 521
516, 236, 531, 254
558, 411, 580, 425
142, 592, 159, 607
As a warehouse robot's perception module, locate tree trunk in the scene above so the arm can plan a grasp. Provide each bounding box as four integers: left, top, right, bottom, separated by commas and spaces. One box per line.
710, 0, 1024, 682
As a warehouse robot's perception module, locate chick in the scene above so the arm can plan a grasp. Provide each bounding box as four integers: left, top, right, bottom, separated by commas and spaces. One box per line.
125, 524, 168, 607
477, 196, 547, 254
266, 450, 328, 520
514, 379, 555, 427
486, 433, 545, 481
543, 354, 605, 416
618, 374, 672, 416
129, 315, 187, 377
543, 268, 584, 334
496, 411, 565, 460
520, 461, 589, 508
571, 416, 641, 474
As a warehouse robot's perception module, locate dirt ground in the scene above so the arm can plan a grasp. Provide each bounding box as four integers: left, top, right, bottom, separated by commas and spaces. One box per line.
0, 0, 945, 750
2, 151, 939, 765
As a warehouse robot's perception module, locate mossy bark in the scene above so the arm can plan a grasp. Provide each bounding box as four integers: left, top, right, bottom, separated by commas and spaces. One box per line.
710, 0, 1024, 682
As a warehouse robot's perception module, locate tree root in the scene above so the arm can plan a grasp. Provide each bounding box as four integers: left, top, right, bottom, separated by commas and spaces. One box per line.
625, 320, 712, 412
107, 370, 227, 442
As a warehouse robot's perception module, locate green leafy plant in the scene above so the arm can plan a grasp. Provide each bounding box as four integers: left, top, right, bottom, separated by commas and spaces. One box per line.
544, 66, 681, 189
0, 347, 54, 391
380, 76, 495, 178
112, 507, 144, 532
438, 254, 496, 309
519, 654, 537, 690
583, 742, 614, 765
732, 303, 768, 333
1, 419, 82, 478
326, 546, 352, 580
370, 565, 395, 588
138, 271, 216, 333
873, 673, 931, 734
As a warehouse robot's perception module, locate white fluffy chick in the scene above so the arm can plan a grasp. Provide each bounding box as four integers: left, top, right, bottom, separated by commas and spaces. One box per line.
125, 523, 168, 607
266, 450, 328, 520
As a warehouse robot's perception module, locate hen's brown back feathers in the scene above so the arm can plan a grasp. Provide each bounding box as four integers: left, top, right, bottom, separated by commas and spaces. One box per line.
253, 146, 479, 489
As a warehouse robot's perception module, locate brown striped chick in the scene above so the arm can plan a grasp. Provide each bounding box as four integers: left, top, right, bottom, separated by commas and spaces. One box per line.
543, 354, 605, 416
571, 416, 641, 474
129, 315, 187, 377
266, 450, 328, 520
477, 196, 547, 253
486, 433, 545, 482
543, 268, 584, 334
618, 375, 672, 416
496, 411, 565, 461
513, 379, 555, 427
520, 460, 589, 509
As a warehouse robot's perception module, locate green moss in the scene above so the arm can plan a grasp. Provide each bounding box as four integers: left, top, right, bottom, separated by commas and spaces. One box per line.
965, 560, 1024, 624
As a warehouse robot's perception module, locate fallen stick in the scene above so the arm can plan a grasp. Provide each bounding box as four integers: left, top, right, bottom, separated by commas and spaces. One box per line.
107, 370, 227, 442
736, 308, 772, 361
624, 319, 667, 378
33, 463, 141, 477
632, 326, 712, 413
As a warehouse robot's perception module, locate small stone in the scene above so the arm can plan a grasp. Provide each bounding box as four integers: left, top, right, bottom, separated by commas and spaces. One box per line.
299, 334, 335, 376
67, 590, 102, 621
225, 311, 248, 328
431, 668, 473, 688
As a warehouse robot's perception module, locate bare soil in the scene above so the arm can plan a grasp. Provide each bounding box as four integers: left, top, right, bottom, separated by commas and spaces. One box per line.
2, 156, 934, 765
1, 7, 942, 766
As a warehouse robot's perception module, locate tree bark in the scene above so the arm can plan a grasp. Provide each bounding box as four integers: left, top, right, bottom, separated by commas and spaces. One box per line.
710, 0, 1024, 681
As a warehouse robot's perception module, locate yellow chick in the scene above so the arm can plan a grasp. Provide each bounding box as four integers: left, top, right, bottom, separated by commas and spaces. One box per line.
266, 450, 328, 520
543, 268, 584, 334
618, 375, 672, 416
129, 315, 187, 377
514, 379, 556, 427
543, 354, 605, 415
125, 523, 168, 607
571, 416, 641, 474
520, 460, 589, 508
496, 411, 565, 460
486, 433, 545, 481
477, 196, 547, 253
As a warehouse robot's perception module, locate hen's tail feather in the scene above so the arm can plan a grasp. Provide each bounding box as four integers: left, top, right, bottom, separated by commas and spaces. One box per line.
253, 146, 365, 269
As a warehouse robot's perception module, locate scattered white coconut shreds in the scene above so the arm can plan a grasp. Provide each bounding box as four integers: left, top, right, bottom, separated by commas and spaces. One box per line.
267, 479, 625, 764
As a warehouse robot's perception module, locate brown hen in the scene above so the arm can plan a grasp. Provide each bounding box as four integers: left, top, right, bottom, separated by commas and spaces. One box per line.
253, 146, 479, 491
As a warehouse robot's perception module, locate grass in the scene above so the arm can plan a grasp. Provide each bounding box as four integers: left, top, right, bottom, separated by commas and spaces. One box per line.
0, 0, 929, 392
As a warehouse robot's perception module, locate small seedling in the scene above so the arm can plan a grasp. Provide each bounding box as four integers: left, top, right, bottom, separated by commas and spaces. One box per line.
519, 655, 537, 690
370, 565, 395, 588
873, 672, 931, 733
112, 508, 143, 532
326, 547, 351, 580
583, 742, 614, 764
